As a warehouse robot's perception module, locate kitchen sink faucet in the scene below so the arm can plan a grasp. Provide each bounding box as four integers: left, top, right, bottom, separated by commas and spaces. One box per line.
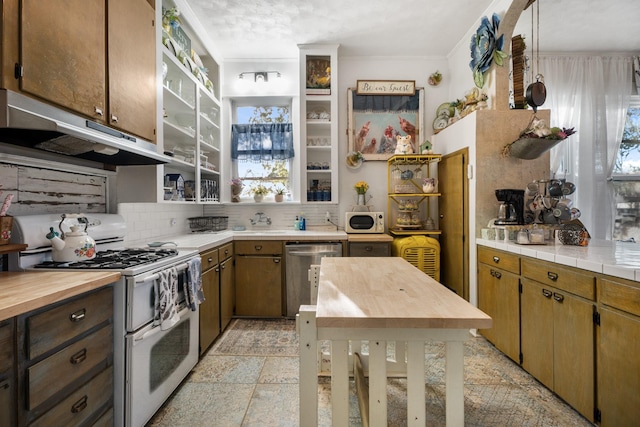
250, 212, 271, 226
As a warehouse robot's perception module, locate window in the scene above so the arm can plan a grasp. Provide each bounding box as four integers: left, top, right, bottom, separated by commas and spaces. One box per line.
612, 96, 640, 241
231, 100, 293, 201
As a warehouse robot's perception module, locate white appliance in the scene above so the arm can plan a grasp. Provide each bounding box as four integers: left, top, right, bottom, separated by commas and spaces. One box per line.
345, 211, 385, 233
10, 214, 200, 427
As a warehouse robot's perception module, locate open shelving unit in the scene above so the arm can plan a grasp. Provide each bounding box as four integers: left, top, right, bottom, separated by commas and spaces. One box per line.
387, 154, 442, 236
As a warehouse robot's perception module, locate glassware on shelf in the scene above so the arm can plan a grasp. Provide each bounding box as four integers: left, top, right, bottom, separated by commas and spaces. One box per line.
391, 165, 402, 182
413, 166, 423, 180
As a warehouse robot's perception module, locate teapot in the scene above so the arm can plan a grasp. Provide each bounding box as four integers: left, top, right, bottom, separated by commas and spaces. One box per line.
45, 214, 96, 262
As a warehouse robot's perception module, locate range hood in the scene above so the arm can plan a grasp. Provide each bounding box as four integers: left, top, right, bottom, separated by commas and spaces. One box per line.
0, 89, 170, 165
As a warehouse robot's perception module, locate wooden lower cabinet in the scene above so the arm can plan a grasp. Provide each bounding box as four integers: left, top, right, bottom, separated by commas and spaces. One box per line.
199, 247, 221, 355
235, 255, 283, 317
0, 319, 15, 427
220, 256, 234, 330
520, 273, 595, 422
15, 286, 114, 426
476, 247, 520, 362
235, 241, 283, 317
348, 241, 390, 257
597, 276, 640, 427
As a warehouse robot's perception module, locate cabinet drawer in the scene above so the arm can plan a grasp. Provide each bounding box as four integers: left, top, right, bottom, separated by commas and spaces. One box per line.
522, 258, 595, 300
0, 320, 12, 371
235, 240, 282, 255
200, 248, 219, 271
29, 366, 113, 427
599, 276, 640, 317
477, 246, 520, 274
349, 242, 390, 257
28, 325, 112, 410
27, 287, 113, 360
219, 242, 234, 260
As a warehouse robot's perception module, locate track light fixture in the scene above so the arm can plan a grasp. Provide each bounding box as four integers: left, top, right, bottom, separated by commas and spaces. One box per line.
237, 71, 282, 82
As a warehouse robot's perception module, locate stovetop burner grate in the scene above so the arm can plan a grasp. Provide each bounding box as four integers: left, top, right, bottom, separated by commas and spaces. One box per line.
33, 248, 179, 269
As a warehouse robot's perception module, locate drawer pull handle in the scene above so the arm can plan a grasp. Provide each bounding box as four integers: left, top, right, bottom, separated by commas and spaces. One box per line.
71, 395, 88, 413
255, 245, 262, 251
490, 269, 501, 279
492, 256, 500, 263
94, 107, 103, 116
273, 258, 280, 264
224, 249, 229, 255
111, 114, 118, 123
0, 379, 8, 390
365, 246, 373, 252
547, 272, 558, 281
208, 257, 213, 262
215, 267, 220, 272
69, 309, 86, 322
542, 289, 553, 298
553, 292, 564, 303
70, 348, 87, 365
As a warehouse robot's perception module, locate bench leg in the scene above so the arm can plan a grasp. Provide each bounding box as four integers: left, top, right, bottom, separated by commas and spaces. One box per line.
369, 339, 387, 427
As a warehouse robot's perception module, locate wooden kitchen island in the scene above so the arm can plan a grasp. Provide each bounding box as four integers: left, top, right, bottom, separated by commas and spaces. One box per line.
298, 257, 492, 427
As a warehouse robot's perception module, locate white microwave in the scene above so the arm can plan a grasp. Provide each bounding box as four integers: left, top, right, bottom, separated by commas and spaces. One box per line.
345, 212, 385, 233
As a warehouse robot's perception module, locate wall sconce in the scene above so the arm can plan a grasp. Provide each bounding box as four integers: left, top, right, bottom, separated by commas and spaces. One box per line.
238, 71, 282, 83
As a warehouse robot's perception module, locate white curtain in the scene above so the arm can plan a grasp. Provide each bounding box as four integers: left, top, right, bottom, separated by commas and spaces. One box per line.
538, 55, 633, 239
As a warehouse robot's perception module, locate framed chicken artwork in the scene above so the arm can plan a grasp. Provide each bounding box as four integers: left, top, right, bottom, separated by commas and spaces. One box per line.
348, 86, 424, 161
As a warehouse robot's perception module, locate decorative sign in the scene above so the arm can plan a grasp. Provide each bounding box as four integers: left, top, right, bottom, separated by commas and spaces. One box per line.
356, 80, 416, 96
172, 26, 192, 55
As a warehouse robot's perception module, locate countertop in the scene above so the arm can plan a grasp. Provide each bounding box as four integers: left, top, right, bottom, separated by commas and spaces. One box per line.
477, 238, 640, 282
0, 271, 121, 321
140, 229, 349, 252
316, 257, 492, 329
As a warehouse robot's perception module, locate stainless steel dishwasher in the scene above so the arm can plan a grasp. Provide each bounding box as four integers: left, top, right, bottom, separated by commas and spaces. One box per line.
285, 242, 342, 317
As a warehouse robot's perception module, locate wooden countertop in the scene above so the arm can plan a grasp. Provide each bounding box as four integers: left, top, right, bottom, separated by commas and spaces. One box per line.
316, 257, 492, 330
347, 233, 394, 242
0, 271, 121, 321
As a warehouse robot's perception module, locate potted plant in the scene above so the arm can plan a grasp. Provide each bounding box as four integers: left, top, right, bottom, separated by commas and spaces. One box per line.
252, 184, 269, 203
274, 187, 286, 202
230, 178, 243, 203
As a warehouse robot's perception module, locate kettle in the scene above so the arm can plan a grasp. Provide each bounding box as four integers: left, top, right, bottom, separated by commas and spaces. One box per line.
45, 214, 96, 262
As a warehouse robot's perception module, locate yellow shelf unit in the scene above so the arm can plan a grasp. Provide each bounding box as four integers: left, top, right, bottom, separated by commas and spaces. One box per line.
387, 154, 442, 236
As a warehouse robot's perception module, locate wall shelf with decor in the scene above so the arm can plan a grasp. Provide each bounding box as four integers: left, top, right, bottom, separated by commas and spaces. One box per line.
118, 0, 221, 204
387, 154, 442, 236
299, 44, 339, 203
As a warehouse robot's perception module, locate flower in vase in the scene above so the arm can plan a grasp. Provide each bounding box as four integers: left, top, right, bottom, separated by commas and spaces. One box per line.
354, 181, 369, 195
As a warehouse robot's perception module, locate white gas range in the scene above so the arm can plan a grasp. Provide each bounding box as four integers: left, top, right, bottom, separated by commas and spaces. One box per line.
10, 214, 200, 427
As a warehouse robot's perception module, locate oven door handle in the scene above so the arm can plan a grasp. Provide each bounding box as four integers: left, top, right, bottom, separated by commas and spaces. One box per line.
134, 262, 190, 287
133, 305, 191, 342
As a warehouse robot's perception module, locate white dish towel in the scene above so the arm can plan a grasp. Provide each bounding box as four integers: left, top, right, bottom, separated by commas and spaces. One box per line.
186, 257, 205, 310
154, 267, 180, 330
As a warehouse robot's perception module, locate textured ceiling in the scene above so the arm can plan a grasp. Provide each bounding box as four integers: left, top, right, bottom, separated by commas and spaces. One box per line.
184, 0, 640, 59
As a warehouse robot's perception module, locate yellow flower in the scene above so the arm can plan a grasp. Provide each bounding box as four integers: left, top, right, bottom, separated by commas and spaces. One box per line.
354, 181, 369, 194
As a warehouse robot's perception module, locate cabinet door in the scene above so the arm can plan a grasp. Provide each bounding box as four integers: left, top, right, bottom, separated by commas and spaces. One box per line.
520, 278, 554, 389
598, 307, 640, 427
20, 0, 106, 120
199, 266, 220, 354
220, 257, 234, 331
235, 256, 282, 317
0, 320, 14, 427
553, 290, 595, 422
477, 263, 520, 361
107, 0, 156, 141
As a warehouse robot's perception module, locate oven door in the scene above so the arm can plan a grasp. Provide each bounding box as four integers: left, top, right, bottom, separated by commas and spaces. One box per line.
126, 262, 190, 332
125, 304, 198, 427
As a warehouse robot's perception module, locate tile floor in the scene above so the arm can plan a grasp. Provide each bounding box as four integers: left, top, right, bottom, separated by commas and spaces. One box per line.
147, 318, 594, 427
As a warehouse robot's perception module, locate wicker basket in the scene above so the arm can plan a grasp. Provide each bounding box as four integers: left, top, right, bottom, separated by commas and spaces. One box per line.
187, 216, 228, 232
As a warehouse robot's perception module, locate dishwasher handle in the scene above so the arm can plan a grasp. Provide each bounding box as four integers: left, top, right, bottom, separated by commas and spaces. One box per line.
287, 250, 341, 257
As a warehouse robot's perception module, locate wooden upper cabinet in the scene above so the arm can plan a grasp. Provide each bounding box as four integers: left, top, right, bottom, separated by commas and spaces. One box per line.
9, 0, 156, 142
20, 0, 107, 121
107, 0, 156, 142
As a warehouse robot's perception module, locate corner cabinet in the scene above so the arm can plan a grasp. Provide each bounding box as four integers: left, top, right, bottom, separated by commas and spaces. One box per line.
387, 154, 441, 236
298, 44, 339, 203
117, 0, 222, 204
